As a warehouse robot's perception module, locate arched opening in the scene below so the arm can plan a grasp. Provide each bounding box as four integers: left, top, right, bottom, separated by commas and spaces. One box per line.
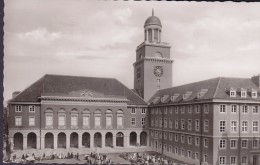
82, 132, 90, 148
130, 132, 137, 146
27, 132, 37, 149
45, 133, 54, 149
58, 132, 66, 148
140, 131, 147, 146
70, 132, 78, 148
105, 132, 113, 147
116, 132, 124, 147
13, 133, 23, 150
94, 132, 102, 148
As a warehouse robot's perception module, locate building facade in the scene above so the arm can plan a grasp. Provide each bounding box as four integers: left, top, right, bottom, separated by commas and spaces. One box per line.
148, 76, 260, 165
8, 75, 149, 150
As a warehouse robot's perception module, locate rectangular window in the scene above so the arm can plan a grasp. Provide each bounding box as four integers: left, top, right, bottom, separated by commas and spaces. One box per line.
181, 119, 185, 130
241, 91, 247, 98
106, 116, 112, 127
131, 108, 136, 114
219, 139, 226, 149
141, 108, 146, 114
169, 145, 172, 152
169, 107, 173, 114
220, 121, 226, 132
195, 105, 200, 113
253, 139, 259, 148
95, 116, 101, 127
195, 137, 200, 146
230, 156, 237, 165
169, 133, 172, 141
29, 105, 35, 112
141, 117, 145, 126
230, 91, 236, 97
175, 147, 178, 154
220, 105, 226, 113
242, 121, 248, 132
252, 91, 257, 98
253, 106, 259, 114
29, 116, 35, 126
188, 105, 192, 114
83, 115, 90, 127
181, 106, 185, 114
15, 105, 22, 112
204, 120, 209, 132
155, 118, 158, 127
164, 132, 167, 140
181, 135, 185, 143
241, 139, 248, 148
204, 104, 209, 114
46, 115, 53, 127
159, 118, 162, 127
253, 121, 259, 132
58, 115, 66, 126
164, 108, 167, 114
169, 119, 172, 128
231, 121, 237, 133
181, 148, 184, 156
230, 139, 237, 149
204, 155, 208, 163
188, 119, 192, 131
242, 105, 248, 113
195, 153, 199, 160
175, 107, 178, 114
71, 114, 78, 126
188, 136, 192, 145
15, 116, 22, 126
242, 156, 247, 164
219, 156, 226, 165
151, 118, 154, 126
175, 119, 179, 129
159, 132, 162, 138
175, 134, 178, 142
188, 151, 192, 158
117, 116, 123, 127
131, 117, 136, 126
204, 138, 208, 148
231, 105, 237, 113
195, 119, 200, 131
164, 118, 167, 128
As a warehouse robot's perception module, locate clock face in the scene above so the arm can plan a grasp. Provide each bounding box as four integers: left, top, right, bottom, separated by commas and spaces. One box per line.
154, 66, 163, 77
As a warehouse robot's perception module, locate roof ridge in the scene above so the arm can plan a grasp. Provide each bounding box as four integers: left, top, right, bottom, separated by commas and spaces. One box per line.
213, 77, 221, 98
45, 74, 115, 80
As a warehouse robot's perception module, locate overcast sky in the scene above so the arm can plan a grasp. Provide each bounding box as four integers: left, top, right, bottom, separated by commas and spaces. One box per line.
4, 0, 260, 102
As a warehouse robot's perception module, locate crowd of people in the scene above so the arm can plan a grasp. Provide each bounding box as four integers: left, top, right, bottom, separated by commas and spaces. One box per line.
120, 152, 188, 165
84, 152, 113, 164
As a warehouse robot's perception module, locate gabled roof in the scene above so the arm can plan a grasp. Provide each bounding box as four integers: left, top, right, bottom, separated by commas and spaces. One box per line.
10, 74, 147, 105
149, 77, 260, 105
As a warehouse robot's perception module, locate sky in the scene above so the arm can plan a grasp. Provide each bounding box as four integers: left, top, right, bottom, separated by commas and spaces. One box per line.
4, 0, 260, 103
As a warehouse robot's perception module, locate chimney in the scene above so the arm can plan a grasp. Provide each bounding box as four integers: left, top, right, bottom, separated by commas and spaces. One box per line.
251, 74, 260, 88
12, 91, 20, 98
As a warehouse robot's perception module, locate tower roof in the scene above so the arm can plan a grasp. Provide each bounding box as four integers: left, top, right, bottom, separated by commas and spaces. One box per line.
144, 9, 162, 27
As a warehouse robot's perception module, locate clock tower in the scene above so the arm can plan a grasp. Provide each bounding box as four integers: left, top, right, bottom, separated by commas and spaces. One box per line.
133, 10, 173, 101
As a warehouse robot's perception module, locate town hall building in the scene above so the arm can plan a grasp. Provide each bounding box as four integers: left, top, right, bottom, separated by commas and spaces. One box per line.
8, 12, 260, 165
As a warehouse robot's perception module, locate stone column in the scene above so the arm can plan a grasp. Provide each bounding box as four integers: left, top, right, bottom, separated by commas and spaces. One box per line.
113, 134, 116, 148
41, 136, 45, 149
124, 135, 129, 147
78, 133, 82, 148
90, 133, 94, 148
54, 135, 58, 149
152, 29, 154, 42
102, 134, 106, 148
23, 137, 27, 150
159, 30, 161, 42
137, 134, 140, 146
66, 134, 70, 149
37, 135, 41, 149
9, 137, 14, 150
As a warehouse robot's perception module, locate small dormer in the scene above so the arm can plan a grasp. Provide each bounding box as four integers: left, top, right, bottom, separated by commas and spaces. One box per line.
171, 94, 180, 102
229, 87, 236, 97
183, 91, 192, 100
161, 95, 170, 103
197, 89, 208, 99
251, 89, 258, 99
240, 88, 247, 98
153, 96, 161, 104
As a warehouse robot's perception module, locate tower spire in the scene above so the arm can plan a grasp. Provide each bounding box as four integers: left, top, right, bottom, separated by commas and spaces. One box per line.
152, 8, 154, 16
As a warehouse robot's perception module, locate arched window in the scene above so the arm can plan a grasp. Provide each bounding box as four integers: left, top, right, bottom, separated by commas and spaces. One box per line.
94, 109, 102, 128
82, 108, 90, 128
70, 108, 78, 129
106, 109, 113, 128
58, 108, 66, 129
117, 109, 124, 128
45, 108, 53, 129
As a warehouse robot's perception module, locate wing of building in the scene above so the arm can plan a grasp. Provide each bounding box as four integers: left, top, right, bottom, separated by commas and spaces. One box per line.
148, 76, 260, 165
8, 74, 149, 151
